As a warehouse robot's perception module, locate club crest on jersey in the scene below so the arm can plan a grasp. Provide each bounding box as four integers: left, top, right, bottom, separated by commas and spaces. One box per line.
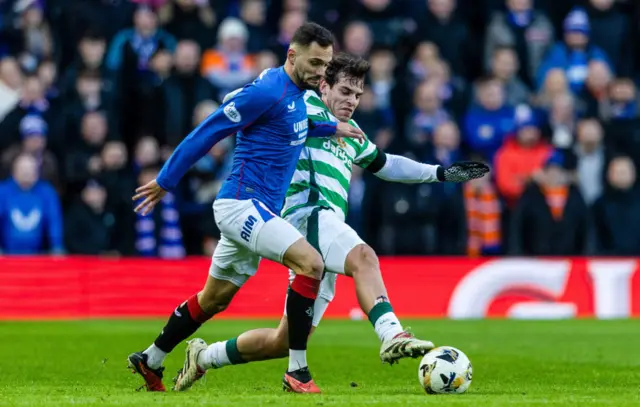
224, 102, 242, 123
240, 215, 258, 242
336, 138, 347, 148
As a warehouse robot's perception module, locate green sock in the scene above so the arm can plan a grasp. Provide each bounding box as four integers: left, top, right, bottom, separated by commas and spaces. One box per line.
368, 302, 403, 342
225, 337, 247, 365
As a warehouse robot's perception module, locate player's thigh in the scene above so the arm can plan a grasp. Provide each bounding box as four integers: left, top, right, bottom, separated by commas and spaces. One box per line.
214, 198, 304, 265
209, 233, 260, 288
316, 209, 365, 275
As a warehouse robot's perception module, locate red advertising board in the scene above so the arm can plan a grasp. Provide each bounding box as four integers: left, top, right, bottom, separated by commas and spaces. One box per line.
0, 257, 638, 320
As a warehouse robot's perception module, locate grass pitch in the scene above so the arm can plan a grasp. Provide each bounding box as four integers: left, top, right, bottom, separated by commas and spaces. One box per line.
0, 319, 638, 406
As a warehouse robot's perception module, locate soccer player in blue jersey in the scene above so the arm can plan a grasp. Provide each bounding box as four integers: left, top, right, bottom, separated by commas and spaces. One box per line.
127, 22, 364, 394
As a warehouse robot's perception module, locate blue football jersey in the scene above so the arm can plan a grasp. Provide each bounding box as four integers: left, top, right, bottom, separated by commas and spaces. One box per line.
156, 66, 337, 213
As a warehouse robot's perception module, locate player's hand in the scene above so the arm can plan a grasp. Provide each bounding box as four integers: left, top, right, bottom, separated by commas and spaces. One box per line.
335, 122, 365, 142
133, 179, 167, 215
442, 161, 490, 183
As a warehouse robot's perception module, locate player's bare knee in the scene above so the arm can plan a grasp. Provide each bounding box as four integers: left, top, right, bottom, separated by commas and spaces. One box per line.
296, 250, 324, 280
346, 244, 379, 277
197, 290, 230, 315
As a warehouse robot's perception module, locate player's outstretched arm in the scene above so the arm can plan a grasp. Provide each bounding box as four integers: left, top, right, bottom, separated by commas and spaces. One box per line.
156, 84, 275, 191
364, 149, 490, 184
133, 85, 275, 214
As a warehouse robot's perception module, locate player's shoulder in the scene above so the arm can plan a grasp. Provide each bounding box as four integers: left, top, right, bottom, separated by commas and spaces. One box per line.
251, 68, 285, 92
303, 89, 322, 103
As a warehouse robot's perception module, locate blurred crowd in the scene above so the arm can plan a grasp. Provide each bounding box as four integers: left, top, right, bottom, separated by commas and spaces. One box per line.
0, 0, 639, 257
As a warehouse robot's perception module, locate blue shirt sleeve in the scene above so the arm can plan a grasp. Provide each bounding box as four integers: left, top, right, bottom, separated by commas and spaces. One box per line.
156, 83, 278, 191
307, 119, 337, 138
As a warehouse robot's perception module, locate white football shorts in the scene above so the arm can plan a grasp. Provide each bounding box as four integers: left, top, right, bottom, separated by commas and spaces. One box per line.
209, 198, 303, 287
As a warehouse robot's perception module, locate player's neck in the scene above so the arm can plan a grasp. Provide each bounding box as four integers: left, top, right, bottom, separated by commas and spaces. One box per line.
284, 62, 303, 88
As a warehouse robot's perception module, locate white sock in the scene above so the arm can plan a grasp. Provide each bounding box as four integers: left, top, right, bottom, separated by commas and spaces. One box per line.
143, 344, 167, 369
198, 341, 231, 370
288, 350, 307, 372
374, 312, 403, 343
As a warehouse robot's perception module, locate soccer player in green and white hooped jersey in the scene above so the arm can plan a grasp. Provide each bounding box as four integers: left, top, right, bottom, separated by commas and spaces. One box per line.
173, 53, 489, 392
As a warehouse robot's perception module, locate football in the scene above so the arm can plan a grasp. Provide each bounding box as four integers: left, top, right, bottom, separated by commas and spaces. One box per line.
417, 346, 472, 394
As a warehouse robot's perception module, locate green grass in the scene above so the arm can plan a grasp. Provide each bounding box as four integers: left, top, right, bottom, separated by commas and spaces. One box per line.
0, 319, 639, 406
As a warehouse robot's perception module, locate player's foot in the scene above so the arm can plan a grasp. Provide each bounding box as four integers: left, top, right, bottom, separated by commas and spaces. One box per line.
172, 338, 208, 391
282, 367, 321, 393
127, 352, 166, 392
380, 329, 435, 365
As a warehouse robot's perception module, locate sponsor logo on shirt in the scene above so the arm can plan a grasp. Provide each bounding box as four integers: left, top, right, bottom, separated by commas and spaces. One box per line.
223, 102, 242, 123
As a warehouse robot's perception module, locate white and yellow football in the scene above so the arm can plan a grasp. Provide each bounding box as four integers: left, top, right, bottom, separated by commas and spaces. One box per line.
417, 346, 472, 394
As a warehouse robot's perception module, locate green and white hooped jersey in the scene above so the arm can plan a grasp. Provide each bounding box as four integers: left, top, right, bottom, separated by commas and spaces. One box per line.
282, 91, 378, 221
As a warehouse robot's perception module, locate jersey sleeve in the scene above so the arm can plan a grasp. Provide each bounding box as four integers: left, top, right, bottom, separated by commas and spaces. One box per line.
351, 120, 378, 167
156, 81, 278, 190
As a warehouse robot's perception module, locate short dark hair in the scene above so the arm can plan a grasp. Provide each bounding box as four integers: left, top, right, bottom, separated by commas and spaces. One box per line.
324, 52, 370, 88
291, 22, 335, 48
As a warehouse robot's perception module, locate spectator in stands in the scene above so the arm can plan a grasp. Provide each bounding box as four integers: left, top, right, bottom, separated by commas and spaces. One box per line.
0, 74, 49, 151
60, 31, 109, 99
64, 179, 117, 255
0, 153, 63, 255
579, 60, 612, 117
240, 0, 271, 53
405, 79, 450, 153
603, 79, 640, 168
534, 68, 569, 109
463, 76, 516, 161
351, 85, 394, 150
509, 151, 591, 256
159, 0, 216, 50
417, 0, 470, 79
585, 0, 632, 76
0, 58, 23, 134
346, 0, 406, 48
134, 136, 161, 174
460, 168, 502, 256
99, 141, 136, 207
407, 41, 440, 88
490, 46, 530, 106
495, 106, 553, 208
155, 40, 218, 147
107, 5, 177, 141
546, 92, 577, 150
430, 121, 462, 168
427, 59, 468, 120
18, 0, 53, 65
342, 21, 373, 58
536, 8, 612, 94
65, 112, 109, 186
570, 119, 608, 206
368, 45, 396, 116
106, 5, 177, 79
601, 77, 639, 122
135, 165, 185, 259
36, 59, 57, 99
485, 0, 554, 88
201, 17, 256, 100
255, 50, 279, 73
270, 10, 306, 63
592, 156, 640, 255
1, 115, 58, 188
63, 69, 116, 145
